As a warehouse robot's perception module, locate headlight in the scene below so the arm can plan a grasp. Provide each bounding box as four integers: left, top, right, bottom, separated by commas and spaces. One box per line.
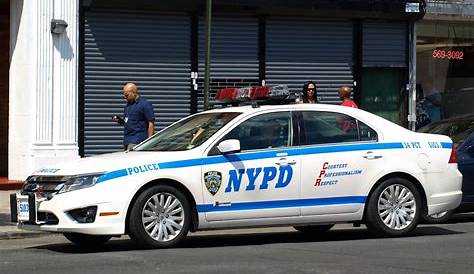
57, 173, 104, 194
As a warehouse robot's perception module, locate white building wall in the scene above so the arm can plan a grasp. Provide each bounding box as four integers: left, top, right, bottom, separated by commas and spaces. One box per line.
9, 0, 80, 180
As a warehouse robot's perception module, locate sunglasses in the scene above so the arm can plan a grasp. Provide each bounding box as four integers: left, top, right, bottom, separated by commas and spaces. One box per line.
307, 88, 315, 91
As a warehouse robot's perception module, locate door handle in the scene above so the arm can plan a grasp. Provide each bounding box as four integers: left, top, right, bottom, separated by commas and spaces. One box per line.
275, 158, 297, 166
363, 151, 383, 160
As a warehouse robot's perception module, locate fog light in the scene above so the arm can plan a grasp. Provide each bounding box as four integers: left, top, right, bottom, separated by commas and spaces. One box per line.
67, 206, 97, 223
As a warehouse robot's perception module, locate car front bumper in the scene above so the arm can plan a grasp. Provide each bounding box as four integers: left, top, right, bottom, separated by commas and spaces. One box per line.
10, 191, 126, 236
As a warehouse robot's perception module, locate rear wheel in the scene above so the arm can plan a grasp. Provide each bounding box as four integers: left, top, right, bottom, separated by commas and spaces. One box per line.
63, 233, 111, 247
128, 185, 191, 249
365, 178, 421, 237
421, 210, 454, 224
293, 224, 334, 233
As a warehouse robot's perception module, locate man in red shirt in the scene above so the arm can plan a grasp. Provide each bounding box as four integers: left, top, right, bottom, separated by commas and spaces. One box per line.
339, 86, 358, 108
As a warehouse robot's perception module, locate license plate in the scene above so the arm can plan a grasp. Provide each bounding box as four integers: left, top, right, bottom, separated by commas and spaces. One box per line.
17, 198, 30, 222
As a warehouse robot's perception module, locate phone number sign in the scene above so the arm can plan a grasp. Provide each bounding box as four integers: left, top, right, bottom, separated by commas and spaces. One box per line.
432, 49, 464, 60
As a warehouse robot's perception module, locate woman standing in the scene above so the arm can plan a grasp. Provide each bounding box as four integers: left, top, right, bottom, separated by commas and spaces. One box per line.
302, 81, 319, 103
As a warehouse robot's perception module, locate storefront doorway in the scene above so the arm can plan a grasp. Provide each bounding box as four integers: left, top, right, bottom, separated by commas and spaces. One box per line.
361, 68, 406, 125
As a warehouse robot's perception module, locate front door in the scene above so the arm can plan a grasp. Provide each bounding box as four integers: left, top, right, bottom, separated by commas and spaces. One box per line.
297, 110, 383, 216
201, 111, 301, 221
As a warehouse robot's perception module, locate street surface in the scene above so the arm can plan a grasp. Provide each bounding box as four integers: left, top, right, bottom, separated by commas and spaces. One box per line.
0, 214, 473, 274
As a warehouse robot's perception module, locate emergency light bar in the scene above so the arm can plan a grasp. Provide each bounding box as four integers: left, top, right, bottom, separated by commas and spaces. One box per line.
215, 85, 290, 103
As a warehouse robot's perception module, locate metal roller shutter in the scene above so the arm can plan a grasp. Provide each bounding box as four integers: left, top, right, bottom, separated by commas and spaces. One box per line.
197, 16, 259, 111
265, 18, 354, 104
362, 21, 407, 67
83, 11, 191, 155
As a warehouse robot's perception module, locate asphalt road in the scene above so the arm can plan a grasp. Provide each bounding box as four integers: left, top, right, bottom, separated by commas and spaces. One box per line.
1, 214, 473, 274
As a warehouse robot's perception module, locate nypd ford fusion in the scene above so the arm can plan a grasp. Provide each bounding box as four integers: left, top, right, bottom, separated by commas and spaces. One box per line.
11, 86, 462, 248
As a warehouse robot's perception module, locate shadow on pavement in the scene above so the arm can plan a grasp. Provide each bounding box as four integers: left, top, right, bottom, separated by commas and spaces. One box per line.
0, 213, 13, 226
445, 213, 474, 224
30, 225, 463, 254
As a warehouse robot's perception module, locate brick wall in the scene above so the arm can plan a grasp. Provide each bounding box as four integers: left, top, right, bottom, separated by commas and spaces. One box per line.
0, 1, 9, 176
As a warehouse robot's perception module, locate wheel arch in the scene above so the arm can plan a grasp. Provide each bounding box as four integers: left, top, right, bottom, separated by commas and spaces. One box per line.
125, 178, 199, 234
363, 172, 428, 221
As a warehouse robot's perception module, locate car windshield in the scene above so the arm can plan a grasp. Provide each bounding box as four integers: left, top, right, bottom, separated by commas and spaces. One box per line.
418, 119, 474, 147
134, 112, 241, 151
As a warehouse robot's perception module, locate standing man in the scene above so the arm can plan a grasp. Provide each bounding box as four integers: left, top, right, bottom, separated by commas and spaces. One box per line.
338, 86, 358, 108
113, 82, 155, 150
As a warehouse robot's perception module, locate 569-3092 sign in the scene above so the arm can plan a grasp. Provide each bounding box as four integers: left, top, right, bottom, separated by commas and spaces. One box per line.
432, 49, 464, 60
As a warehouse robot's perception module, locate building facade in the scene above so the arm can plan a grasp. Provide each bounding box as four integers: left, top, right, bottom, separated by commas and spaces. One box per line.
7, 0, 424, 180
416, 0, 474, 129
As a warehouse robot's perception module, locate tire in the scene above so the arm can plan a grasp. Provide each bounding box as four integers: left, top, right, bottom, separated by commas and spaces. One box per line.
365, 178, 421, 237
421, 210, 454, 224
293, 224, 334, 233
63, 233, 111, 247
128, 185, 191, 249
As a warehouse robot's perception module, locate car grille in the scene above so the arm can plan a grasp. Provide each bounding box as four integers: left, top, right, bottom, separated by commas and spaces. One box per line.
37, 212, 59, 225
21, 175, 69, 195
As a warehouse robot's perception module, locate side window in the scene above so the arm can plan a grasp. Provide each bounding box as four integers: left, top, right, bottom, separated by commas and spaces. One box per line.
301, 111, 377, 145
301, 111, 358, 145
222, 112, 293, 151
358, 121, 378, 141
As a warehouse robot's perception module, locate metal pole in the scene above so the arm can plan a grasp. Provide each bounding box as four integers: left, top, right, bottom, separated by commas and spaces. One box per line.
408, 22, 417, 131
203, 0, 212, 110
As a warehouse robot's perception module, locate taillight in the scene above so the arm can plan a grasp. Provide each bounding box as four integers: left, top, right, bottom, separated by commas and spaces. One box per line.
448, 145, 457, 163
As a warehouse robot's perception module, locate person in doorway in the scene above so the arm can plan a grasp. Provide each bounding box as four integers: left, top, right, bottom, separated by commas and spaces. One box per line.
113, 82, 155, 151
302, 81, 319, 103
338, 85, 358, 109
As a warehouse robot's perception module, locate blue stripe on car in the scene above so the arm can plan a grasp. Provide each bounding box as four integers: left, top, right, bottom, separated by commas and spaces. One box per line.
196, 196, 367, 213
96, 141, 447, 184
441, 142, 452, 149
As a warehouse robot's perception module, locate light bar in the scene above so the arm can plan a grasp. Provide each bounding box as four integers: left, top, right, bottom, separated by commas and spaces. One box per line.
215, 88, 239, 102
215, 85, 290, 103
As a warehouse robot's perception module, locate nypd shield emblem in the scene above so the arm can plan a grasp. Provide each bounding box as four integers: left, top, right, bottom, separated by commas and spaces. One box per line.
204, 171, 222, 196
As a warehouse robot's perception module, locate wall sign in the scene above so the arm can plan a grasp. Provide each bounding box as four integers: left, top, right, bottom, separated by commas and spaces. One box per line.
432, 49, 464, 60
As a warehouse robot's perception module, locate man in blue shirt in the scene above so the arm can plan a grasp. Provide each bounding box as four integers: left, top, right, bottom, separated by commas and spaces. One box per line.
113, 83, 155, 150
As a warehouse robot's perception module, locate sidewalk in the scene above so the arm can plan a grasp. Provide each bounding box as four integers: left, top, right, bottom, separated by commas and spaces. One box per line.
0, 190, 46, 239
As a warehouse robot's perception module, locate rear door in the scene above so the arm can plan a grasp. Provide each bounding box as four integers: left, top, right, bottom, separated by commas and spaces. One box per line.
297, 110, 383, 216
200, 111, 301, 221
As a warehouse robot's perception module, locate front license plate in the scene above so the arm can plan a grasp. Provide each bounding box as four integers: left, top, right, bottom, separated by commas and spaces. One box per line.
17, 198, 30, 222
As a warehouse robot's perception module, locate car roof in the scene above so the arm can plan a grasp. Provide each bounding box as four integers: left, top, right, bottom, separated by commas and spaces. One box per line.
204, 103, 363, 114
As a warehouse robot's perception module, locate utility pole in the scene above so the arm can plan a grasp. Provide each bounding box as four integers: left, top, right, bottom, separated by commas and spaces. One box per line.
203, 0, 212, 110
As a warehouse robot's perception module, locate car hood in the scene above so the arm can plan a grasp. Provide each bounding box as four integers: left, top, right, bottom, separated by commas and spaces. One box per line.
31, 151, 198, 177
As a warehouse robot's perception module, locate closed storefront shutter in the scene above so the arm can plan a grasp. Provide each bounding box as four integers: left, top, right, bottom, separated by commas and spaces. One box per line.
265, 18, 354, 104
197, 16, 259, 111
83, 11, 191, 155
362, 21, 407, 67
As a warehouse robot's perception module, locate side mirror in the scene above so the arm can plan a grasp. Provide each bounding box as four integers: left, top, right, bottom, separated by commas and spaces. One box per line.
217, 139, 241, 154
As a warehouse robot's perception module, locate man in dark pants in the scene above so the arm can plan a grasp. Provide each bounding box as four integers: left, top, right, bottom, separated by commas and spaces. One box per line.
113, 82, 155, 150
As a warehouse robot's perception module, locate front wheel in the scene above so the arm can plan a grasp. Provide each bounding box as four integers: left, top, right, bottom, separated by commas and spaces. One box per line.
365, 178, 421, 237
63, 233, 111, 247
128, 185, 191, 249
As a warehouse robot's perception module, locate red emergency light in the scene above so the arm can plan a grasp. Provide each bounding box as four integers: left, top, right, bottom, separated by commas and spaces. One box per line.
215, 85, 290, 103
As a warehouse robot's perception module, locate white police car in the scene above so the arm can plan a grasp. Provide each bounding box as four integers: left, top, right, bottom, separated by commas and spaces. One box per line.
11, 86, 462, 248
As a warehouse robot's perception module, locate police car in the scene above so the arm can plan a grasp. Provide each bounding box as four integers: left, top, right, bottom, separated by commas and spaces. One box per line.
10, 86, 462, 248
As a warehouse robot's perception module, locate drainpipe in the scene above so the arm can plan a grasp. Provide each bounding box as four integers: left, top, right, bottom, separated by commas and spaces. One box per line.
203, 0, 212, 110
